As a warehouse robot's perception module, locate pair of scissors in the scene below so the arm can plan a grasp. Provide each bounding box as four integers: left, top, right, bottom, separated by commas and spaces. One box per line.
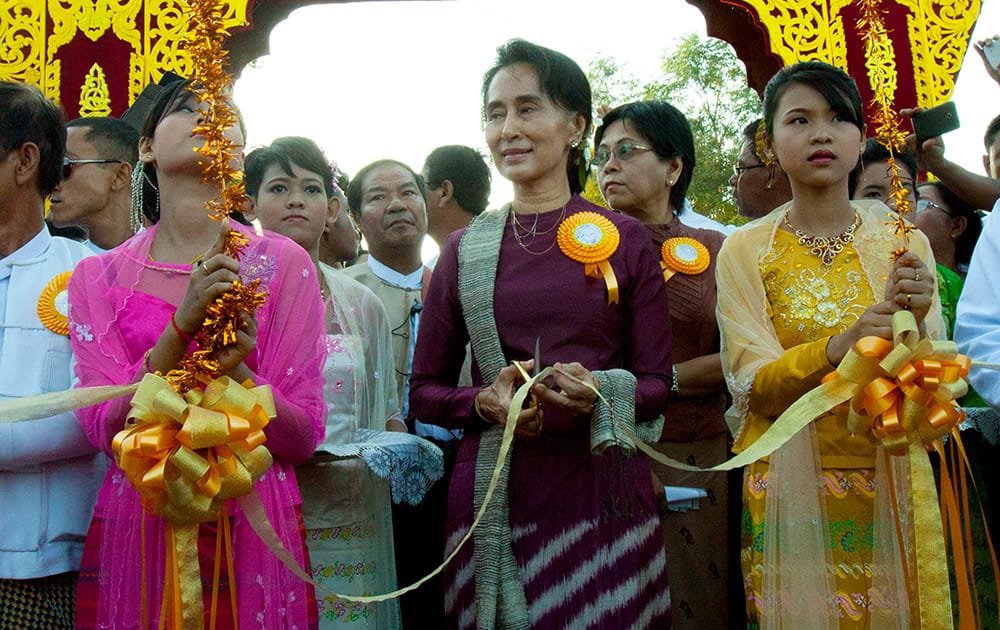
533, 336, 541, 378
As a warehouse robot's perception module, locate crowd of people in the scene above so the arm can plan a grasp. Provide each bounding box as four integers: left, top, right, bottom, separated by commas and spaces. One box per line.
3, 34, 1000, 630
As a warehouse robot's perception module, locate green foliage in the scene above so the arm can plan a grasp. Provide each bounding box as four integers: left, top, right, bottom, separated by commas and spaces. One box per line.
588, 34, 761, 226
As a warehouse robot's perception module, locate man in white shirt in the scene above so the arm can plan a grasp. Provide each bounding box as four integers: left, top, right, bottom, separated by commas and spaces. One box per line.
0, 81, 101, 629
956, 196, 1000, 408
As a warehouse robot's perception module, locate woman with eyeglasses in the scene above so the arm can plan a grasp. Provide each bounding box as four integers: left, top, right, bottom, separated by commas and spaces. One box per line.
410, 40, 672, 628
913, 182, 983, 338
594, 100, 734, 629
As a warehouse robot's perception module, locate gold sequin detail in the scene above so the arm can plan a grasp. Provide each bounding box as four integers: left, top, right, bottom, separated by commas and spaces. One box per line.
761, 232, 875, 347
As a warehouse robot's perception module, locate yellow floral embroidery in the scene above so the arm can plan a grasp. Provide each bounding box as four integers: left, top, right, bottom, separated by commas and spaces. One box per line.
760, 233, 875, 347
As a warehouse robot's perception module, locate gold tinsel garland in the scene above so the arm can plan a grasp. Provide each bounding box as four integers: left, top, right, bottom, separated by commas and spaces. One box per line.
856, 0, 914, 252
163, 0, 266, 393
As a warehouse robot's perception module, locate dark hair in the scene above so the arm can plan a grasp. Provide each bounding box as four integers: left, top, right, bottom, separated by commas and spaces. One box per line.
346, 159, 427, 217
67, 116, 139, 165
984, 114, 1000, 152
848, 137, 919, 197
594, 101, 696, 210
762, 61, 864, 137
919, 181, 984, 266
136, 77, 248, 224
481, 39, 592, 194
0, 81, 66, 198
423, 145, 492, 216
244, 136, 334, 200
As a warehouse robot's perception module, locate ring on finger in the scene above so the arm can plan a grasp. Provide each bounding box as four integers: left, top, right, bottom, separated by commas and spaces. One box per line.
914, 270, 920, 282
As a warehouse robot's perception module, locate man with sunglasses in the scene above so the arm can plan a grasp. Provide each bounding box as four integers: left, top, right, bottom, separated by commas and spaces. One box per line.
48, 116, 138, 252
0, 81, 100, 629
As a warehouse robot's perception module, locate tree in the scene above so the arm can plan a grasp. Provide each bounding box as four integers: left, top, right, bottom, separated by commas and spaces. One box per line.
589, 34, 761, 226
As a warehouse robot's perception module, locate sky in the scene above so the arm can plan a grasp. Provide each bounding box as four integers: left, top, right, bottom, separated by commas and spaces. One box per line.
234, 0, 1000, 212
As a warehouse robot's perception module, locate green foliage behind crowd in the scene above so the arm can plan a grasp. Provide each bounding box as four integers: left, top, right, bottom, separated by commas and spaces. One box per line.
585, 34, 761, 227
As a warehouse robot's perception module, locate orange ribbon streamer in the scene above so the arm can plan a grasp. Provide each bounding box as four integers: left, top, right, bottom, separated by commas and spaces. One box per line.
113, 373, 276, 629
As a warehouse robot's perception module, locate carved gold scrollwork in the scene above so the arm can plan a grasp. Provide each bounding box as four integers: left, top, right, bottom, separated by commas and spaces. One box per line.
0, 0, 46, 84
737, 0, 851, 70
47, 0, 142, 61
4, 0, 259, 114
900, 0, 980, 107
79, 62, 111, 115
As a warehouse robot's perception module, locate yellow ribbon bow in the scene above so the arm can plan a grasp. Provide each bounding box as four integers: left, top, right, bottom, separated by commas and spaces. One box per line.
112, 372, 276, 629
825, 310, 969, 454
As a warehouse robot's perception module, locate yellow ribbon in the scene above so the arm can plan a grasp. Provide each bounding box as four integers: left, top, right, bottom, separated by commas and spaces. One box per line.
828, 311, 968, 454
556, 211, 620, 304
112, 372, 275, 629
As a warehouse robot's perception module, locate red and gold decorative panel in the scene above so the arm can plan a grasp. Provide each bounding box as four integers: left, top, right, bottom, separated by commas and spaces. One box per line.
0, 0, 249, 118
688, 0, 981, 122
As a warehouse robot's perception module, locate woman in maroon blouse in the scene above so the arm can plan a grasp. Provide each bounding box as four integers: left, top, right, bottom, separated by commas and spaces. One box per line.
410, 40, 673, 629
595, 101, 734, 629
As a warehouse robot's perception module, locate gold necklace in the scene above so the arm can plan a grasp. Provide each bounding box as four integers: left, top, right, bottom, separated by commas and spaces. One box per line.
510, 204, 568, 256
783, 211, 860, 266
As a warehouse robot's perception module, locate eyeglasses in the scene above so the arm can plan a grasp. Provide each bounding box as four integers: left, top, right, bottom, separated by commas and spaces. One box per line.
732, 163, 765, 177
916, 199, 954, 216
592, 143, 653, 168
62, 157, 124, 180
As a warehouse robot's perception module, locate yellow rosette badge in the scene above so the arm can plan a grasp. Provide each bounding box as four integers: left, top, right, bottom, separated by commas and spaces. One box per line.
557, 211, 620, 304
660, 237, 710, 282
37, 271, 72, 335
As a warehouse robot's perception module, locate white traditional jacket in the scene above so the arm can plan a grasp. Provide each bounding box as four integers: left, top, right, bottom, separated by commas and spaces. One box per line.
0, 229, 104, 578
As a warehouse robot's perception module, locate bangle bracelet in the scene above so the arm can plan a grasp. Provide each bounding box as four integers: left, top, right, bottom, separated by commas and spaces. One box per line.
143, 348, 155, 374
671, 365, 680, 396
171, 312, 195, 342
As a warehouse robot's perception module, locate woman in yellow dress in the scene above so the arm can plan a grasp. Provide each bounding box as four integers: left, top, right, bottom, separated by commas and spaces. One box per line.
716, 61, 943, 629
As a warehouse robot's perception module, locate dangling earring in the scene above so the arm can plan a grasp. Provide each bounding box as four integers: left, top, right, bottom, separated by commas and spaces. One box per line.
765, 163, 777, 190
130, 161, 159, 232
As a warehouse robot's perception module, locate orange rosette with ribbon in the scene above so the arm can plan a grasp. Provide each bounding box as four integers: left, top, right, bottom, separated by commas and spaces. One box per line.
112, 372, 276, 628
556, 211, 620, 304
819, 309, 969, 627
660, 237, 710, 282
37, 271, 72, 336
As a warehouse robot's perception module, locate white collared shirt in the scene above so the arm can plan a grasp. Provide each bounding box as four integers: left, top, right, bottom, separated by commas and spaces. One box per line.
0, 229, 105, 579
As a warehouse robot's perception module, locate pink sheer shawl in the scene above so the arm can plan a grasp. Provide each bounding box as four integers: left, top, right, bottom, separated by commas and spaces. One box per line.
68, 221, 326, 628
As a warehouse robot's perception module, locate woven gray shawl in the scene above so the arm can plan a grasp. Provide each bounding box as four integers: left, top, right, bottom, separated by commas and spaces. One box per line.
456, 204, 663, 629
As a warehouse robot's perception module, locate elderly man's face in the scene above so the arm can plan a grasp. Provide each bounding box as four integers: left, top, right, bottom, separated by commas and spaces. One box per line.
355, 163, 427, 257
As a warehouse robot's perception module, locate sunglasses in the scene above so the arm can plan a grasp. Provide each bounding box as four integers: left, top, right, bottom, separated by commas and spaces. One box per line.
62, 157, 124, 181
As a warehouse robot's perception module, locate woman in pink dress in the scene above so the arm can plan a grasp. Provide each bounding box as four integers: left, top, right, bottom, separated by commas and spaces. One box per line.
69, 79, 326, 628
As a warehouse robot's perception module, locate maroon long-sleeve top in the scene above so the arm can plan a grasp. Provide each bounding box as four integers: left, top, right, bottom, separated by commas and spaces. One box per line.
410, 196, 673, 432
